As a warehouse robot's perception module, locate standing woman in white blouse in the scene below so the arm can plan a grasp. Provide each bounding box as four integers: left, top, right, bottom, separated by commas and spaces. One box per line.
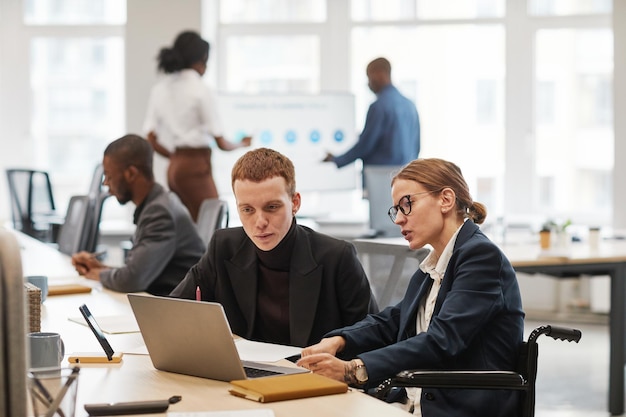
143, 31, 251, 222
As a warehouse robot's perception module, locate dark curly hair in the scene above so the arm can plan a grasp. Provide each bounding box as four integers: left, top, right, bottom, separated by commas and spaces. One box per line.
157, 30, 209, 74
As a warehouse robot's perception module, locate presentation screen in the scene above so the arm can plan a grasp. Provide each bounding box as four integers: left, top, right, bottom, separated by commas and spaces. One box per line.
212, 93, 359, 194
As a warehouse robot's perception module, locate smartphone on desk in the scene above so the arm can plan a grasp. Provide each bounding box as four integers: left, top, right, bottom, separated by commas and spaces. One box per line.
69, 304, 122, 363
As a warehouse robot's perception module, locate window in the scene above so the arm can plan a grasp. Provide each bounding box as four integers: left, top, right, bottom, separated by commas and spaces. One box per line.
529, 0, 611, 16
24, 1, 125, 210
24, 0, 126, 24
225, 36, 320, 93
536, 81, 556, 125
534, 28, 613, 220
31, 37, 124, 176
351, 24, 505, 213
220, 0, 325, 23
205, 0, 616, 227
351, 0, 504, 20
476, 79, 498, 124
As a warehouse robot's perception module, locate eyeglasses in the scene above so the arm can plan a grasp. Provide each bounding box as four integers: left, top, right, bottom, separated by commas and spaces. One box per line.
388, 191, 436, 223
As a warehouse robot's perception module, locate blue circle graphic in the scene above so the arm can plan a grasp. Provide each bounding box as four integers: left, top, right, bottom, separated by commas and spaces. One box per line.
310, 130, 321, 143
285, 130, 297, 144
333, 130, 345, 143
260, 130, 272, 145
234, 130, 247, 142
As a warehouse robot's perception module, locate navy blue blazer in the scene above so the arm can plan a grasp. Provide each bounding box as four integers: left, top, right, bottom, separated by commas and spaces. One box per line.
327, 221, 525, 417
333, 84, 420, 168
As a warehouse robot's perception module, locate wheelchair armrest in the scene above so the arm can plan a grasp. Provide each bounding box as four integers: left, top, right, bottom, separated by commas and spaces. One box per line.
392, 370, 527, 390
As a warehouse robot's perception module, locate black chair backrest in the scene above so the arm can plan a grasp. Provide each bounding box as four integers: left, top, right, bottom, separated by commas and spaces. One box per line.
6, 169, 57, 240
57, 195, 94, 255
88, 163, 106, 199
83, 163, 110, 253
83, 191, 110, 253
196, 198, 229, 246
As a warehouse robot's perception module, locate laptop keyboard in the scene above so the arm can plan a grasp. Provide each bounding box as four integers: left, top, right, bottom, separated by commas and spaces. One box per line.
244, 366, 282, 378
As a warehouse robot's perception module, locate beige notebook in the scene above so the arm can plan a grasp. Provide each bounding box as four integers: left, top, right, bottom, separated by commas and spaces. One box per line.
229, 372, 348, 403
48, 283, 92, 296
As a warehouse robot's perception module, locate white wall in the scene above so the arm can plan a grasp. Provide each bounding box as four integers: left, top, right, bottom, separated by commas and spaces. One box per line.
0, 0, 32, 224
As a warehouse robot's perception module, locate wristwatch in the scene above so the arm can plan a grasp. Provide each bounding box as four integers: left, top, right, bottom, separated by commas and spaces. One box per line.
354, 359, 369, 385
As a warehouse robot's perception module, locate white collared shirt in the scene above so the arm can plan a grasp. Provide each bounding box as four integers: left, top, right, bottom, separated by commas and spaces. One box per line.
407, 222, 465, 416
143, 69, 223, 151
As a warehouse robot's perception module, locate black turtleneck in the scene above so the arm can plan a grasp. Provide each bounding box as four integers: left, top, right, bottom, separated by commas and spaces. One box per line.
252, 219, 297, 345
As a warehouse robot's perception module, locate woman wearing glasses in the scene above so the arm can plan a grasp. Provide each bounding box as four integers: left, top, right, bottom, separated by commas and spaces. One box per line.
298, 158, 524, 417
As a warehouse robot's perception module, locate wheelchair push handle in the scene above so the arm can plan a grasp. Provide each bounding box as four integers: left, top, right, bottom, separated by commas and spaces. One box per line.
534, 325, 582, 343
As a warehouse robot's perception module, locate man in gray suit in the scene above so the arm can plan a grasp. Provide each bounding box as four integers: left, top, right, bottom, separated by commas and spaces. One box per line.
171, 148, 377, 347
72, 134, 205, 296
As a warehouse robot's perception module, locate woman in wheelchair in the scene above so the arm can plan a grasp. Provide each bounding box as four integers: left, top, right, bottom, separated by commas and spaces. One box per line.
298, 158, 525, 416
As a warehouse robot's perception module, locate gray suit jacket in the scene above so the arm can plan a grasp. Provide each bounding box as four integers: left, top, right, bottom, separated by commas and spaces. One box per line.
100, 184, 205, 295
171, 224, 377, 347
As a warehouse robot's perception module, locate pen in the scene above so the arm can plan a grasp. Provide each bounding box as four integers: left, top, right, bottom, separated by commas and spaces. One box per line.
91, 251, 107, 259
196, 285, 201, 301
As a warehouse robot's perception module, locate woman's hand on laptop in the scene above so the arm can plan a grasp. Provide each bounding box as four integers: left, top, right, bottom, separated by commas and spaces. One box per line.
300, 336, 346, 358
297, 353, 348, 382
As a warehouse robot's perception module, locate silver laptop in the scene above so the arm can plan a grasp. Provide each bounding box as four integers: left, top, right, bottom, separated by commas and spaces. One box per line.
127, 293, 308, 381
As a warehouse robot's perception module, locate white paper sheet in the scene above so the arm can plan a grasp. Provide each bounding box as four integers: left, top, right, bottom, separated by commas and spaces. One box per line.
68, 314, 140, 334
234, 339, 301, 362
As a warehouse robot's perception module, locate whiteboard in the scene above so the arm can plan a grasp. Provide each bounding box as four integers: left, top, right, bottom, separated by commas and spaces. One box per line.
212, 93, 359, 194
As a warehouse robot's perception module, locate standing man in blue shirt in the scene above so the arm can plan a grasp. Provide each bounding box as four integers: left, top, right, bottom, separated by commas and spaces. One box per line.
323, 57, 420, 168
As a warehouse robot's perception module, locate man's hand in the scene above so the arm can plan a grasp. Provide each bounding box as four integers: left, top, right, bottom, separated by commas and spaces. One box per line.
240, 136, 252, 147
71, 251, 106, 281
146, 131, 171, 158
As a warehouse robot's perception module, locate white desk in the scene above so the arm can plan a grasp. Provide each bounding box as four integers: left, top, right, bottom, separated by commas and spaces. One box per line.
20, 230, 411, 417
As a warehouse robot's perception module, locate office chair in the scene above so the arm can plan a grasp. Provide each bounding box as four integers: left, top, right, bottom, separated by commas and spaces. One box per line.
374, 324, 582, 417
195, 198, 229, 246
88, 163, 105, 198
363, 165, 403, 238
56, 164, 111, 255
84, 163, 110, 253
56, 195, 94, 255
6, 169, 63, 242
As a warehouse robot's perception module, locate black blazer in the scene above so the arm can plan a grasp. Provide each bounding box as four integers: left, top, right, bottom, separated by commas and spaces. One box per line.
171, 224, 377, 347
